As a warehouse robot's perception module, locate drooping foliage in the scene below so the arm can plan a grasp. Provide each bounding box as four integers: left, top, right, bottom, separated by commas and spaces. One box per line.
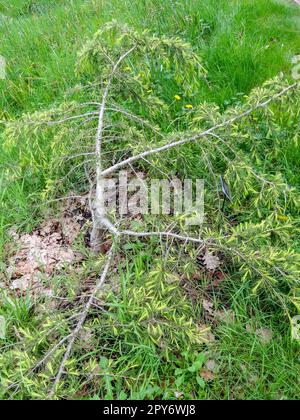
1, 21, 300, 399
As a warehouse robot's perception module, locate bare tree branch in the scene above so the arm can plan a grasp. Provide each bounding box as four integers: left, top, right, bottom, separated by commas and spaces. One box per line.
101, 83, 297, 177
120, 229, 207, 246
90, 46, 136, 250
49, 247, 114, 398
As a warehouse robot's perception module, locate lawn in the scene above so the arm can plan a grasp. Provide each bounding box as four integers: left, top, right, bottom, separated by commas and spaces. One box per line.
0, 0, 300, 400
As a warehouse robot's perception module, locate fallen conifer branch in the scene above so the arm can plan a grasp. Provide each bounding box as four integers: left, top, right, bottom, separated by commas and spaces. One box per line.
101, 82, 297, 177
49, 247, 114, 398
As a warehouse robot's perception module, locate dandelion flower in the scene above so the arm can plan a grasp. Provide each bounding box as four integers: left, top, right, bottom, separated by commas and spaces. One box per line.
276, 214, 289, 222
174, 95, 181, 101
185, 104, 193, 109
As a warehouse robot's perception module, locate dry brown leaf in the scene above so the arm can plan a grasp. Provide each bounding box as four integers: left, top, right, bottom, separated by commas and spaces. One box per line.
246, 323, 253, 333
203, 299, 214, 314
203, 251, 220, 271
174, 391, 184, 399
206, 359, 217, 372
248, 373, 259, 384
11, 276, 32, 291
197, 324, 215, 343
7, 228, 19, 240
6, 196, 88, 297
101, 238, 113, 254
61, 218, 82, 244
255, 328, 273, 345
214, 309, 235, 324
79, 328, 94, 350
200, 369, 215, 382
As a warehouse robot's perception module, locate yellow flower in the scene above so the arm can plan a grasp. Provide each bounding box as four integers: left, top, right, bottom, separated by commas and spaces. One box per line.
276, 214, 289, 222
174, 95, 181, 101
185, 104, 193, 109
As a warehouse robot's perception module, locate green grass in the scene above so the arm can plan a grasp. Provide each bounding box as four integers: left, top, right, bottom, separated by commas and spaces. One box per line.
0, 0, 300, 400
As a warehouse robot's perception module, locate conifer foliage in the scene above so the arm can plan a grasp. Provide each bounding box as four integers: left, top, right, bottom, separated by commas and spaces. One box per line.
1, 22, 300, 398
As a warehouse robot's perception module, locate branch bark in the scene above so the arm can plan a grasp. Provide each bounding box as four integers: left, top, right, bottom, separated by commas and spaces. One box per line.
120, 229, 206, 246
101, 83, 297, 177
49, 247, 114, 399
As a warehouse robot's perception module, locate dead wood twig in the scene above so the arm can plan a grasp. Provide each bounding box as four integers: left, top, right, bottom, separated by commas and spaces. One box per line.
49, 247, 114, 398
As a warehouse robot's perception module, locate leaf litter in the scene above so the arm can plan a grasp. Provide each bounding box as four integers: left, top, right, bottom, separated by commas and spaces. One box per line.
3, 196, 90, 298
203, 251, 221, 271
